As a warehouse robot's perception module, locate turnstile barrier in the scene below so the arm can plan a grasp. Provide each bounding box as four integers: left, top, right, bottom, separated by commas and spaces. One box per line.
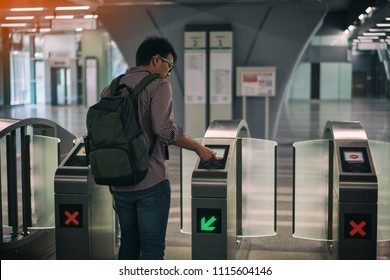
293, 121, 390, 259
0, 118, 76, 259
181, 120, 276, 260
293, 139, 330, 241
241, 138, 277, 237
54, 138, 115, 260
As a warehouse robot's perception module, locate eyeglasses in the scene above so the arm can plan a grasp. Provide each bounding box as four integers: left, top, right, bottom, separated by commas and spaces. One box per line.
160, 56, 175, 72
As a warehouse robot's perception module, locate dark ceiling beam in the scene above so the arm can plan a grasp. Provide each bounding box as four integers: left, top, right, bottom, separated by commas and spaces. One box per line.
346, 0, 377, 27
351, 0, 390, 38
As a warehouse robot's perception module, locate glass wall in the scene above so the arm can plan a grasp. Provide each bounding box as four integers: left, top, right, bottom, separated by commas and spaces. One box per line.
10, 33, 32, 105
108, 40, 128, 81
320, 62, 352, 100
6, 31, 124, 106
33, 35, 45, 104
290, 34, 352, 100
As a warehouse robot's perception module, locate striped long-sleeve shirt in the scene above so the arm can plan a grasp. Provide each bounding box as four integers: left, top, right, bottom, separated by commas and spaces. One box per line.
101, 67, 184, 192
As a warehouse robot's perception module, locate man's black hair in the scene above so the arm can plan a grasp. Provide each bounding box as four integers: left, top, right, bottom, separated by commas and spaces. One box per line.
136, 36, 177, 66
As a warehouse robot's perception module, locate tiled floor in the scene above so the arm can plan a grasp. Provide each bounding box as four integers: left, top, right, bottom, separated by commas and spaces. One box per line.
1, 98, 389, 259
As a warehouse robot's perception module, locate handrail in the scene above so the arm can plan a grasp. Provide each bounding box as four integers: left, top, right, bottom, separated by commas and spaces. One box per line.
0, 118, 76, 158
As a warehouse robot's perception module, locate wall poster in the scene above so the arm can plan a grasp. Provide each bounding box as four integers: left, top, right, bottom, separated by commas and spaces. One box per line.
184, 32, 207, 104
210, 31, 232, 105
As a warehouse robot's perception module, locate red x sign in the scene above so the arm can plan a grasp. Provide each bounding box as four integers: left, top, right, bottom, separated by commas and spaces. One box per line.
349, 220, 366, 237
64, 210, 80, 226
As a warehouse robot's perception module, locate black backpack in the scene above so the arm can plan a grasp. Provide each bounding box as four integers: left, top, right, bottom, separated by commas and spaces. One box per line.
85, 73, 160, 186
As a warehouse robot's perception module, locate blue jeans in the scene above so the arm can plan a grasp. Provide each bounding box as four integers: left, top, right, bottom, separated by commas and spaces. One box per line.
112, 180, 171, 260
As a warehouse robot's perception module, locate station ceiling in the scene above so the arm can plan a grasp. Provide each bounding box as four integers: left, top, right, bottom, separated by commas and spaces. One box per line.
0, 0, 389, 49
0, 0, 357, 12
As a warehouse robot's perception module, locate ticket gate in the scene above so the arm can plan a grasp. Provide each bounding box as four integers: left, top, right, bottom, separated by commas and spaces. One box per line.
324, 121, 377, 259
187, 120, 277, 260
54, 138, 115, 259
293, 121, 390, 260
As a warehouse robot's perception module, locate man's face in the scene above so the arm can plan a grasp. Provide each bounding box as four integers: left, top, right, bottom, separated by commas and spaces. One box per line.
155, 54, 174, 78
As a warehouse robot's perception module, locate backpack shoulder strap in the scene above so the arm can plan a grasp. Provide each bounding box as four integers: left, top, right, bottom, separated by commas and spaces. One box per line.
109, 74, 126, 96
132, 73, 161, 96
131, 73, 161, 157
109, 73, 160, 97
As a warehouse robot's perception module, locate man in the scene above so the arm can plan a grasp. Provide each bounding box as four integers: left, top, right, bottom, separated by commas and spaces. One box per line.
101, 36, 216, 260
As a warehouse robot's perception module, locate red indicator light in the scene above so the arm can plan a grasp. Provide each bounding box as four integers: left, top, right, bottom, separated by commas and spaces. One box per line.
349, 220, 366, 237
64, 210, 80, 226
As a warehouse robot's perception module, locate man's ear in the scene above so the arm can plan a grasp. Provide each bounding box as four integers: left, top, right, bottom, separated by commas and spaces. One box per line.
151, 55, 160, 67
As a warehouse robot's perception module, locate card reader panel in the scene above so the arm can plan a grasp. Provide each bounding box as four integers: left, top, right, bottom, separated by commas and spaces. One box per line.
198, 145, 230, 170
63, 143, 88, 167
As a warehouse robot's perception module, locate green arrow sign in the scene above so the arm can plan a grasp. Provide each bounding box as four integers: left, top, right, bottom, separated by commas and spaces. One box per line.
197, 208, 222, 233
201, 216, 217, 231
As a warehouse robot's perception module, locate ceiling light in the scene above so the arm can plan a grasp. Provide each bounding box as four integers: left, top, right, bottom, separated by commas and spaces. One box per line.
358, 14, 365, 21
55, 15, 75, 19
363, 32, 386, 36
6, 16, 34, 20
1, 23, 28, 27
84, 15, 98, 19
359, 36, 379, 40
348, 25, 356, 31
55, 6, 90, 11
370, 28, 390, 32
365, 7, 373, 14
11, 7, 44, 12
40, 28, 51, 33
377, 23, 390, 27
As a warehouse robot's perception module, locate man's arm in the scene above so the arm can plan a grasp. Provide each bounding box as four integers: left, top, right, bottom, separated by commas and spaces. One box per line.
173, 134, 216, 162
